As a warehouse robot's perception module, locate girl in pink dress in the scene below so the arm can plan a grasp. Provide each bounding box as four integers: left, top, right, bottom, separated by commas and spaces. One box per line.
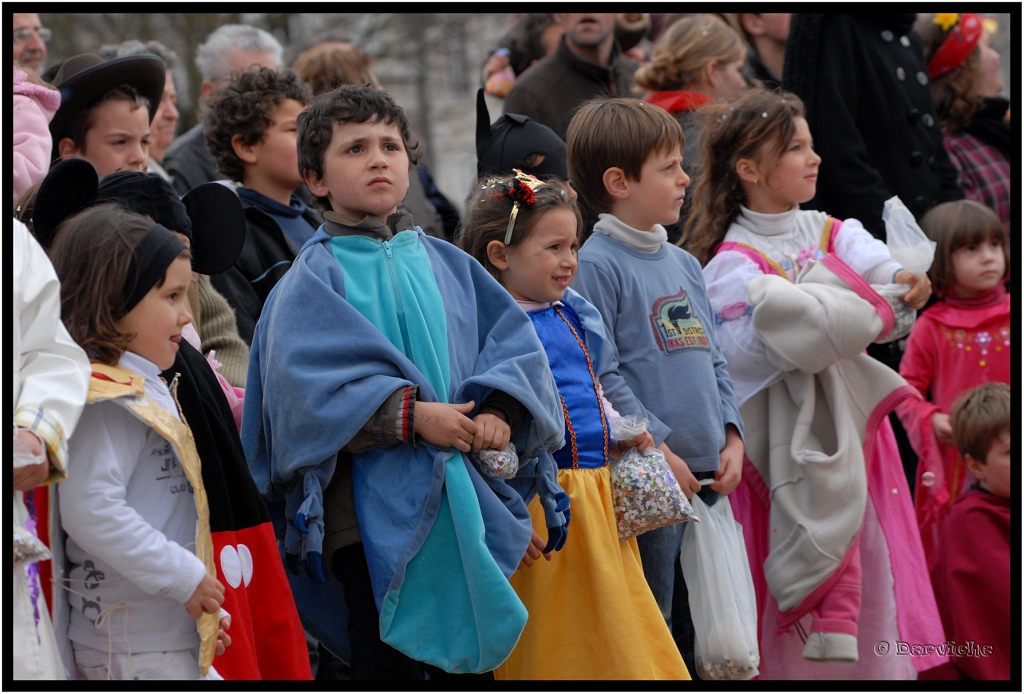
689, 88, 946, 679
895, 199, 1011, 569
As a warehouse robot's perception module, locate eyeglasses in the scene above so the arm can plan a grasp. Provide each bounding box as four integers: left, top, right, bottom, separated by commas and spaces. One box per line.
14, 26, 52, 44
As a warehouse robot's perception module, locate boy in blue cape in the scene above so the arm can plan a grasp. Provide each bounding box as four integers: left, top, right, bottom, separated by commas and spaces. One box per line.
241, 84, 569, 679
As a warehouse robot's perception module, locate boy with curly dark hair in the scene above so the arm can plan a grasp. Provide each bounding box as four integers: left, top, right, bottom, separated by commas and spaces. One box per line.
203, 66, 319, 344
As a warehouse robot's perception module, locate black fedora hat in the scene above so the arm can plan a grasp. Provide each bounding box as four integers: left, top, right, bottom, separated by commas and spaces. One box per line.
49, 53, 165, 162
33, 160, 245, 276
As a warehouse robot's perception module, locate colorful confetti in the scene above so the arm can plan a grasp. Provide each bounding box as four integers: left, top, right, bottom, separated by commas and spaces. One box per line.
611, 447, 697, 542
471, 442, 519, 479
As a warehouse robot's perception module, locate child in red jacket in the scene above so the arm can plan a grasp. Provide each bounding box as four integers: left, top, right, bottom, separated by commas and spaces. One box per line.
927, 383, 1010, 680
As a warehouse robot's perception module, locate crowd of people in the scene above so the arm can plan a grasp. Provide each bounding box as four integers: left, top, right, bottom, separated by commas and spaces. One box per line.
13, 11, 1011, 682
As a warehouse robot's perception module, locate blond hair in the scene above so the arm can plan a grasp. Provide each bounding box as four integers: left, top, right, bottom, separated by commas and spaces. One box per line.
635, 14, 746, 92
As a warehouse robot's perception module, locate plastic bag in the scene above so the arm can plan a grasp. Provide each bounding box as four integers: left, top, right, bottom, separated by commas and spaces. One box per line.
609, 416, 697, 542
471, 442, 519, 479
14, 524, 50, 568
883, 196, 936, 275
871, 197, 934, 343
679, 494, 760, 680
609, 414, 648, 448
869, 285, 918, 343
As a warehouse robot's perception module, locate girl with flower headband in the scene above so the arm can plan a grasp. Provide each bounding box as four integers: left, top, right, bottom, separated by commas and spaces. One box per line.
458, 170, 690, 680
920, 13, 1010, 233
690, 88, 945, 678
46, 204, 230, 679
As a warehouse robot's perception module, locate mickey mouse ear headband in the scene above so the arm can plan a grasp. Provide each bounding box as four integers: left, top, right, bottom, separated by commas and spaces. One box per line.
476, 87, 569, 181
928, 13, 985, 80
33, 161, 245, 275
180, 183, 246, 276
33, 158, 100, 250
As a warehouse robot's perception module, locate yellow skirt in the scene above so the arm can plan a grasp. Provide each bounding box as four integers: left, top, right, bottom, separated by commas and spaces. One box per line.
494, 466, 690, 680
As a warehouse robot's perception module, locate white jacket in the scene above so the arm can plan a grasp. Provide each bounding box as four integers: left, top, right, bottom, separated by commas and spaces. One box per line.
740, 255, 914, 612
13, 220, 90, 680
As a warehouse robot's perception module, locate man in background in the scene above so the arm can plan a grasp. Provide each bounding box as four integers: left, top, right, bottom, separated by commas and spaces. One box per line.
162, 24, 282, 194
14, 13, 49, 73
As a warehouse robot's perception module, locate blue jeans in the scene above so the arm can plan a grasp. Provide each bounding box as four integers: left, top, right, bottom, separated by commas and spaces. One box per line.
636, 472, 720, 678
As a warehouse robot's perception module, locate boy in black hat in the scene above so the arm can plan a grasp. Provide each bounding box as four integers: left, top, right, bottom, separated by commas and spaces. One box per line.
49, 53, 165, 177
203, 66, 321, 345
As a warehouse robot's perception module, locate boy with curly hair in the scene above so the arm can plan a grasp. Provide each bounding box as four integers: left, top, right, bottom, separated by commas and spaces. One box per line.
204, 66, 319, 345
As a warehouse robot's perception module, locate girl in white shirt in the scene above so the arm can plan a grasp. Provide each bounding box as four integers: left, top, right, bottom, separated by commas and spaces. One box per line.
49, 204, 229, 680
681, 89, 944, 679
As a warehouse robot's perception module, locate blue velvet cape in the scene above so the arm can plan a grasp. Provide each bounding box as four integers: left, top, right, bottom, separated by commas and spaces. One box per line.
242, 228, 565, 673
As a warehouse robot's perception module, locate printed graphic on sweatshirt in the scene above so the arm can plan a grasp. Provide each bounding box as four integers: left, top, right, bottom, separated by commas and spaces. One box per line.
153, 440, 193, 495
649, 287, 710, 354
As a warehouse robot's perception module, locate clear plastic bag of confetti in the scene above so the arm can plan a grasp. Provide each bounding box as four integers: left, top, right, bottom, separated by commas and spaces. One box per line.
869, 196, 934, 343
611, 444, 697, 542
471, 442, 519, 479
871, 283, 918, 343
883, 196, 935, 275
680, 494, 760, 680
14, 523, 50, 568
609, 414, 648, 449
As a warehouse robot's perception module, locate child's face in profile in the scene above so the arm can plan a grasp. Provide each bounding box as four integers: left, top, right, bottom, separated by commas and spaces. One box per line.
67, 99, 151, 177
306, 118, 410, 222
745, 116, 820, 215
613, 146, 689, 232
246, 98, 307, 194
970, 428, 1010, 499
114, 257, 193, 370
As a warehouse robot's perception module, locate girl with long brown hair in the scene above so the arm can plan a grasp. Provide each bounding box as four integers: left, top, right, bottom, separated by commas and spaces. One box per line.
691, 87, 946, 679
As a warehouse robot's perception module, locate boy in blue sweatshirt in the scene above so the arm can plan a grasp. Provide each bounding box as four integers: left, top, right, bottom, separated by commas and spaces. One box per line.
567, 97, 744, 675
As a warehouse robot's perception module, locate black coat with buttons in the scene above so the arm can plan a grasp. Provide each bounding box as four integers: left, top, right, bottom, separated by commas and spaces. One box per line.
784, 14, 963, 240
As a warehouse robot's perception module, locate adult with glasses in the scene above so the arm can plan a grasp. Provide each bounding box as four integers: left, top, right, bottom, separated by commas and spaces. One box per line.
14, 13, 50, 73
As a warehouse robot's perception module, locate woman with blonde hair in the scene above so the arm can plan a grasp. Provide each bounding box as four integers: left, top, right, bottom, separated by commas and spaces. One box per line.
635, 14, 748, 241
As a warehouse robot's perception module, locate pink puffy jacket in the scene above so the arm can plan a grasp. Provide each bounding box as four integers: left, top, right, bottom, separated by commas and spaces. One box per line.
14, 68, 61, 200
